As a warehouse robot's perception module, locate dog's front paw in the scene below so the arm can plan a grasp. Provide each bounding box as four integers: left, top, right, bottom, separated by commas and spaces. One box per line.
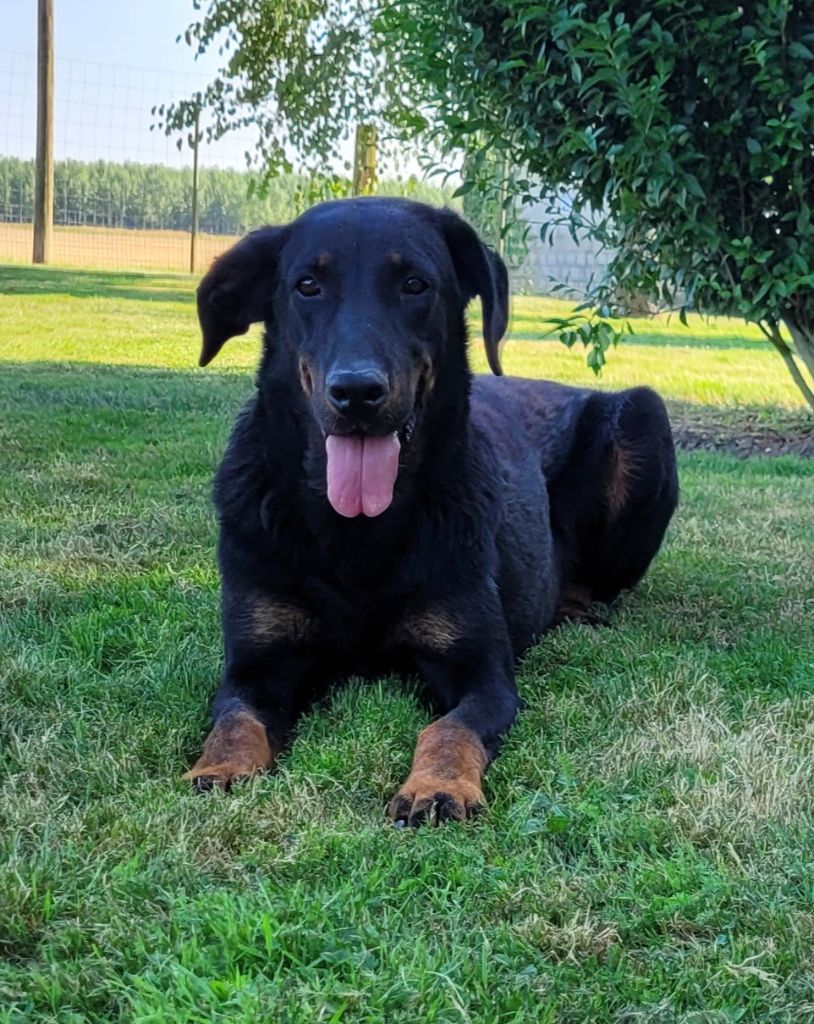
182, 710, 275, 792
388, 770, 484, 827
182, 758, 264, 792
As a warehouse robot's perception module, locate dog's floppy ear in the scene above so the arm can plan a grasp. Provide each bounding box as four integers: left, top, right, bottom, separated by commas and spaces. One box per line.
438, 209, 510, 376
196, 226, 285, 367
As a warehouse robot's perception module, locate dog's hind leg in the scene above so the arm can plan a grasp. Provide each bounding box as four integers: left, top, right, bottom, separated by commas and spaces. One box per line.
553, 386, 678, 614
554, 581, 607, 627
591, 387, 678, 603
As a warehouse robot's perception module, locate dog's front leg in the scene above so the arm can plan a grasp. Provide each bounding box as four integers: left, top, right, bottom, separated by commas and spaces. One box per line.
183, 690, 279, 791
184, 591, 321, 791
388, 633, 520, 826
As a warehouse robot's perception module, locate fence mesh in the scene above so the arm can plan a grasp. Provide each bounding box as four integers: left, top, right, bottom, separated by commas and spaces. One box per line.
0, 49, 257, 273
1, 48, 595, 291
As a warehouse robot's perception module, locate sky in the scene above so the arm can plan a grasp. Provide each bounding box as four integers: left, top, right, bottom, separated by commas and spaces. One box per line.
1, 0, 297, 170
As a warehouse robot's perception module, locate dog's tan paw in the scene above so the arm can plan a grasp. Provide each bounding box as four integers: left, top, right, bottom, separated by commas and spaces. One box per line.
182, 710, 275, 792
182, 759, 265, 792
388, 770, 484, 826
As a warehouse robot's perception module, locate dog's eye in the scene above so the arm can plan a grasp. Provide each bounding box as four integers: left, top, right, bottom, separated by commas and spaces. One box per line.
402, 276, 429, 296
295, 277, 321, 297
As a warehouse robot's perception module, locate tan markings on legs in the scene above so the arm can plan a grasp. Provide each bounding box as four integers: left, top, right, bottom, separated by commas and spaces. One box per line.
248, 598, 315, 645
393, 610, 461, 654
556, 583, 609, 626
604, 443, 639, 520
557, 582, 593, 624
182, 710, 276, 788
389, 720, 487, 825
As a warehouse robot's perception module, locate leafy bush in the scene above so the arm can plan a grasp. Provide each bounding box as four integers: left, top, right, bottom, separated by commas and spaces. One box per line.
383, 0, 814, 406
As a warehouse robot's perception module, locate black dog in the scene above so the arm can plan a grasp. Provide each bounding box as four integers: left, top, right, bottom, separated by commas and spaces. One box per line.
184, 197, 678, 826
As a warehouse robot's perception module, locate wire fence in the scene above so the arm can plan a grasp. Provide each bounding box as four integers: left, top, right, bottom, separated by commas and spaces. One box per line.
0, 49, 603, 290
0, 50, 274, 274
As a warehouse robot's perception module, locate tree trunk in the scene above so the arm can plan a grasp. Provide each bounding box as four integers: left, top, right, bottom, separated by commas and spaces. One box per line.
766, 320, 814, 413
782, 316, 814, 384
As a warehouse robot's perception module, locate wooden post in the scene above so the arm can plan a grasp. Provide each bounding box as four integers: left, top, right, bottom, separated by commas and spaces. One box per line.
33, 0, 55, 264
189, 106, 201, 274
353, 125, 377, 196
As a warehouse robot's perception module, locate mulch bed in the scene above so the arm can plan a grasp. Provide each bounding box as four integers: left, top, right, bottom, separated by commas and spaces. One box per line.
668, 404, 814, 458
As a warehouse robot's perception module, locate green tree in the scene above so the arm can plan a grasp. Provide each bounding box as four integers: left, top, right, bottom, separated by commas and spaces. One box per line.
157, 2, 814, 407
0, 157, 453, 236
381, 0, 814, 409
153, 1, 392, 178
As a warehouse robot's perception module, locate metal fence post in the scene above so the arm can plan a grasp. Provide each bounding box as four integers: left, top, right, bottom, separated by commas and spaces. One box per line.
189, 106, 201, 274
496, 155, 508, 260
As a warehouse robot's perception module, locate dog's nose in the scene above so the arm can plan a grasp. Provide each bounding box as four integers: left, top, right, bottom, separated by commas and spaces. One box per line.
326, 367, 389, 417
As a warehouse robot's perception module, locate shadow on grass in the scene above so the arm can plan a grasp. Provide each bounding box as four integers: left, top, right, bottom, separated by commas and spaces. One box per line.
0, 360, 249, 418
0, 263, 195, 305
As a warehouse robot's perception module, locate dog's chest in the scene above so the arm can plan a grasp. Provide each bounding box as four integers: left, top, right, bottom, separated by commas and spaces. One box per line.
251, 539, 463, 672
299, 572, 420, 656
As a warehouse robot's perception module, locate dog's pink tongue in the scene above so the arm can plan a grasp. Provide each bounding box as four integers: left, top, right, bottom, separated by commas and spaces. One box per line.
325, 433, 400, 518
325, 435, 363, 518
360, 433, 401, 517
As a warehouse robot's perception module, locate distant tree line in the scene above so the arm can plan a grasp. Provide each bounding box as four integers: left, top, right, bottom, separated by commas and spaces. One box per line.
0, 157, 453, 235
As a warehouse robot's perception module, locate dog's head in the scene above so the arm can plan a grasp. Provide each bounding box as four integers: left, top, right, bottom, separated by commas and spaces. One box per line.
196, 197, 509, 518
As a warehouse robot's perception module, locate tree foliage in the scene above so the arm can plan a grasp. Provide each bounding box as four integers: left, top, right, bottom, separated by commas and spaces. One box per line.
382, 0, 814, 407
154, 1, 398, 177
0, 157, 450, 234
159, 1, 814, 407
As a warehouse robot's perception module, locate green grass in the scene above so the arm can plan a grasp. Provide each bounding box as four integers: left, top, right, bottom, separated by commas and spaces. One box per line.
1, 264, 813, 1023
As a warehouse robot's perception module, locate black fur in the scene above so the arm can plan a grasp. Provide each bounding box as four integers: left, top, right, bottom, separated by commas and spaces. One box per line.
190, 197, 678, 812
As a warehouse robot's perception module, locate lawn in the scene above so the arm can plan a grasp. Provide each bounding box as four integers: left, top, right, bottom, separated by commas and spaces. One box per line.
1, 264, 813, 1023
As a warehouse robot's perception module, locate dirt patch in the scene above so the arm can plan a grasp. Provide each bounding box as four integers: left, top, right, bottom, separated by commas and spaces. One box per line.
669, 404, 814, 458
